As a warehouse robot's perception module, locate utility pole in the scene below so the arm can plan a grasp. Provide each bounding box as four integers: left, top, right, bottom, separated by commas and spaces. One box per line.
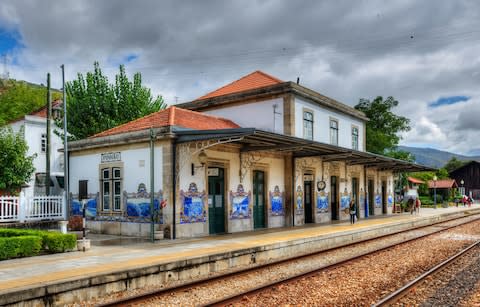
61, 65, 69, 217
46, 73, 51, 196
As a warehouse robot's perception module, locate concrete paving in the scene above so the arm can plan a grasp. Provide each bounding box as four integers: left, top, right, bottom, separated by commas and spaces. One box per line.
0, 204, 479, 303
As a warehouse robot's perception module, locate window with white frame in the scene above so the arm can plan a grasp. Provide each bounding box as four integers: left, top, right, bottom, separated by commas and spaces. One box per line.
352, 127, 359, 150
41, 133, 46, 153
330, 119, 338, 145
303, 110, 314, 140
101, 167, 122, 212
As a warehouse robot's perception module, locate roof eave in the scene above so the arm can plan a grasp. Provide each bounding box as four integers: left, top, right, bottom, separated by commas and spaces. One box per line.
177, 82, 369, 122
69, 126, 173, 152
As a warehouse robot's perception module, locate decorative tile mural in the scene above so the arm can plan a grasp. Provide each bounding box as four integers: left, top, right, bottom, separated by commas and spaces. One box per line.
375, 194, 382, 208
340, 189, 351, 212
229, 184, 251, 219
71, 193, 98, 218
269, 185, 284, 216
360, 188, 365, 210
124, 184, 164, 223
180, 182, 207, 223
316, 191, 329, 213
387, 195, 393, 207
295, 185, 303, 215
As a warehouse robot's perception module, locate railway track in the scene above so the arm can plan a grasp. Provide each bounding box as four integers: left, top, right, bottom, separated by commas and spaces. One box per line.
373, 240, 480, 306
97, 213, 480, 306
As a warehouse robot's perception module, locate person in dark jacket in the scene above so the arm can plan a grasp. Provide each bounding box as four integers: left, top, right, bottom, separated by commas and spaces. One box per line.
349, 199, 356, 224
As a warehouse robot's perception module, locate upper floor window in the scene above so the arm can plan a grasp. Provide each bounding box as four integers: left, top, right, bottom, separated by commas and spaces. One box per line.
352, 127, 359, 150
41, 133, 46, 153
330, 119, 338, 145
303, 111, 314, 140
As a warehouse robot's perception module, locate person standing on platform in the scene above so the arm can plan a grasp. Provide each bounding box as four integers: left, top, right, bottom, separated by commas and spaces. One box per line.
408, 197, 415, 214
349, 199, 356, 224
415, 197, 421, 215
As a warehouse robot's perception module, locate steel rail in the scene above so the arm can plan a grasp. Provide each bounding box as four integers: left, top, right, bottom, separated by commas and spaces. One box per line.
373, 240, 480, 306
202, 216, 480, 307
97, 213, 480, 307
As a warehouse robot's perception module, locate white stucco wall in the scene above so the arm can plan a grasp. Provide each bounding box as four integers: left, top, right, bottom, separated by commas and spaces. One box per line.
175, 146, 286, 238
203, 98, 284, 134
10, 116, 64, 197
294, 97, 365, 151
292, 159, 374, 224
70, 145, 163, 196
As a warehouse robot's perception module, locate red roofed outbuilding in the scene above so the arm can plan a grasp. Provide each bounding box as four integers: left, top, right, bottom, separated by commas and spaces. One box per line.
427, 179, 459, 203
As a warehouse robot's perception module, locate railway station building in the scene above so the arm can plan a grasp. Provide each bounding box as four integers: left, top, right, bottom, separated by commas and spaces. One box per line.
68, 71, 431, 239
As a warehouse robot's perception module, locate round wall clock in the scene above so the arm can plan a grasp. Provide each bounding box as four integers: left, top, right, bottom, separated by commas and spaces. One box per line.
317, 180, 326, 191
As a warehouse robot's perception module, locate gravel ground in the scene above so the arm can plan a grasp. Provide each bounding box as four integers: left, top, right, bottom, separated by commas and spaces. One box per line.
70, 217, 480, 306
231, 220, 480, 307
395, 245, 480, 307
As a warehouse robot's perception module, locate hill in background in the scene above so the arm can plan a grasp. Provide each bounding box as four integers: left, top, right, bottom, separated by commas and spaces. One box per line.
0, 78, 61, 125
398, 145, 480, 168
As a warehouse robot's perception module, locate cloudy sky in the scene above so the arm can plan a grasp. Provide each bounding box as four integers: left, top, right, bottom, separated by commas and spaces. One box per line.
1, 1, 480, 155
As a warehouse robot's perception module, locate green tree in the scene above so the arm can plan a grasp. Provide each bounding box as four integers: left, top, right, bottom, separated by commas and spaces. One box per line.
0, 80, 61, 126
0, 127, 36, 193
443, 157, 468, 173
354, 96, 410, 155
62, 62, 166, 140
436, 168, 449, 179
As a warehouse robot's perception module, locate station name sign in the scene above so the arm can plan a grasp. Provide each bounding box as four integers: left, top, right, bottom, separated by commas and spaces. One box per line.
101, 152, 121, 163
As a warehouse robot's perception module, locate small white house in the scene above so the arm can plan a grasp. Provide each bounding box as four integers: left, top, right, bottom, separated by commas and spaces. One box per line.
68, 71, 431, 239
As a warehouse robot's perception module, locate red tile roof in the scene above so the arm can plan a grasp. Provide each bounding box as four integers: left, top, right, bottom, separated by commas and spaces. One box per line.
408, 177, 425, 184
29, 100, 63, 118
427, 179, 458, 189
92, 106, 240, 138
196, 70, 284, 100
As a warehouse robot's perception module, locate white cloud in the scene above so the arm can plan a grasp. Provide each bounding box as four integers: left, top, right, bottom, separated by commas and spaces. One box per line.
2, 0, 480, 154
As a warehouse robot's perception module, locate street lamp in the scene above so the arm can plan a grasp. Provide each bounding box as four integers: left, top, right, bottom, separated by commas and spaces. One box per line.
460, 179, 465, 197
433, 175, 437, 209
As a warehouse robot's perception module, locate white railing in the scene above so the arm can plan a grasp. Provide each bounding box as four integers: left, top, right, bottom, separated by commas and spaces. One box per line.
0, 196, 19, 222
0, 192, 66, 223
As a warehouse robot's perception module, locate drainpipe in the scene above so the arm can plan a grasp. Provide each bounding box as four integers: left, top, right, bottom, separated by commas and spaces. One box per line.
364, 166, 368, 218
150, 128, 155, 243
172, 138, 177, 240
291, 155, 295, 227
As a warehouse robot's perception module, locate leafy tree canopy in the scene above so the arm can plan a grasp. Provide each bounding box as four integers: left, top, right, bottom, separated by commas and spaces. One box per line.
443, 157, 469, 173
0, 79, 61, 126
354, 96, 410, 155
0, 126, 36, 193
61, 62, 167, 140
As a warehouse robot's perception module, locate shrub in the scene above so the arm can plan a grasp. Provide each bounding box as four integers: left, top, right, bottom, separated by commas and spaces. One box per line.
17, 236, 42, 257
0, 228, 76, 259
42, 232, 76, 253
0, 228, 39, 237
0, 236, 42, 260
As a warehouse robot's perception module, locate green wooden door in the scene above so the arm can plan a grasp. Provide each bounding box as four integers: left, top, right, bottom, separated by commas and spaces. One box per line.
208, 168, 225, 234
368, 179, 374, 216
331, 176, 338, 220
352, 177, 359, 218
304, 181, 313, 223
253, 170, 266, 229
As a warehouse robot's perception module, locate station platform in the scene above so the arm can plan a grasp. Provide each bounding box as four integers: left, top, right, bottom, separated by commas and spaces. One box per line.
1, 204, 479, 305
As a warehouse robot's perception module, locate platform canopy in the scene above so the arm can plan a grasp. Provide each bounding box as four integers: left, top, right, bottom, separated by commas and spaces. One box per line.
174, 128, 435, 173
